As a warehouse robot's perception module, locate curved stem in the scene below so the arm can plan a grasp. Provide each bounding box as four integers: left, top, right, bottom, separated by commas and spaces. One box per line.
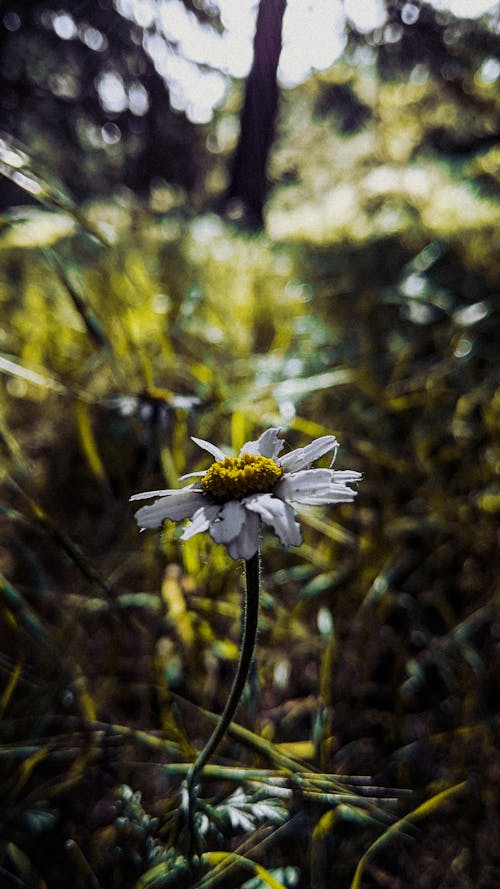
186, 550, 261, 796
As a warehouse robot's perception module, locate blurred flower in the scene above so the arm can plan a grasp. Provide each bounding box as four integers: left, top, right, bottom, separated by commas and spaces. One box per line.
131, 428, 361, 560
112, 386, 200, 430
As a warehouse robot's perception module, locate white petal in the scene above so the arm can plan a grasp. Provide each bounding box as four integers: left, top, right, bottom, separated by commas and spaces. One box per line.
239, 427, 284, 459
226, 511, 261, 560
278, 469, 360, 505
326, 485, 359, 501
191, 436, 226, 461
332, 470, 363, 483
297, 488, 358, 504
181, 504, 221, 540
276, 469, 337, 502
170, 395, 201, 408
329, 443, 339, 466
209, 500, 246, 545
280, 435, 338, 472
134, 490, 206, 528
244, 493, 302, 548
130, 487, 194, 502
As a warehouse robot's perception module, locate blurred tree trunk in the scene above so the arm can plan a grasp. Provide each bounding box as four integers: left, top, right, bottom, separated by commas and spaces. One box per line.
224, 0, 286, 229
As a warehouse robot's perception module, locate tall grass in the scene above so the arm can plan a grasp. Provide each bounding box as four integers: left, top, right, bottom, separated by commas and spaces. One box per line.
0, 157, 498, 888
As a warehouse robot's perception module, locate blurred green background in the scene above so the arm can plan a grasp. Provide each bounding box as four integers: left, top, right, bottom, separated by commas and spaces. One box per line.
0, 1, 499, 887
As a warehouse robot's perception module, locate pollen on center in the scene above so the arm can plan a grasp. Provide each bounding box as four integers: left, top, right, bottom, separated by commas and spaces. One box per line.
201, 453, 284, 503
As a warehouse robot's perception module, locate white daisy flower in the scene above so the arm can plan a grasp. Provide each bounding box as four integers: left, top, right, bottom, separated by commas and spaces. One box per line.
131, 428, 361, 560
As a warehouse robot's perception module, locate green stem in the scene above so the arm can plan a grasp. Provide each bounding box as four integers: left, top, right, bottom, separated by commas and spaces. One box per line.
186, 550, 261, 796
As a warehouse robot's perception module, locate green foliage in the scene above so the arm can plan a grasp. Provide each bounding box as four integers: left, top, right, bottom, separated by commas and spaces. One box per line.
1, 27, 499, 887
269, 60, 500, 251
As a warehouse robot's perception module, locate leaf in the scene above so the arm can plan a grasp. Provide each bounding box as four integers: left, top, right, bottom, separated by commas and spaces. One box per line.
0, 572, 47, 640
0, 414, 29, 474
240, 867, 299, 889
0, 131, 109, 244
0, 659, 23, 719
274, 370, 353, 402
5, 841, 45, 889
202, 852, 288, 889
275, 741, 315, 760
297, 509, 355, 544
44, 249, 113, 353
64, 839, 103, 889
135, 858, 191, 889
116, 593, 162, 611
0, 206, 75, 248
208, 787, 288, 836
312, 807, 339, 844
0, 354, 65, 394
75, 402, 110, 488
349, 782, 467, 889
161, 568, 195, 651
250, 800, 288, 825
231, 410, 248, 453
14, 748, 49, 795
226, 807, 255, 832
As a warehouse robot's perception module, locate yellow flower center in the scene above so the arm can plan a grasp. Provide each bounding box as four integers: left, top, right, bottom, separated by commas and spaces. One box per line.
201, 453, 284, 504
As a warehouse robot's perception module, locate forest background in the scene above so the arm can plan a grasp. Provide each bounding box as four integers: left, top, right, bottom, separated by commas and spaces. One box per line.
0, 1, 499, 887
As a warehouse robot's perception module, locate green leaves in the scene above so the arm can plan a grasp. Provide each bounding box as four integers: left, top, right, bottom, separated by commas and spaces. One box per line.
1, 66, 498, 886
349, 782, 468, 889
